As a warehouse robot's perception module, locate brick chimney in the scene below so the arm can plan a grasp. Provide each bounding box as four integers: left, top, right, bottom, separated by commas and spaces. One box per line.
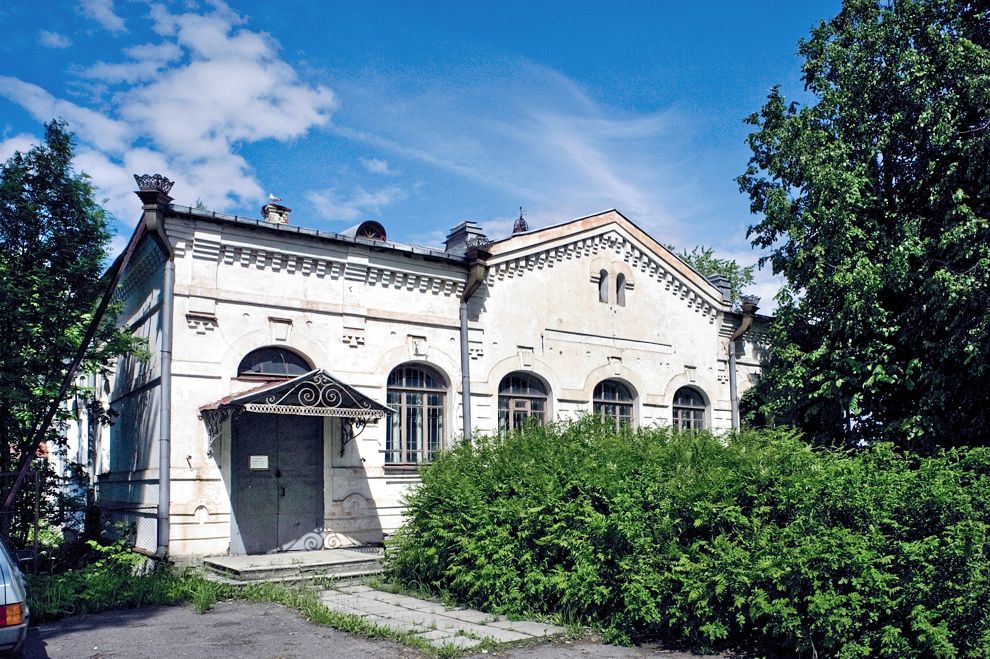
707, 274, 732, 303
444, 221, 490, 257
262, 203, 291, 224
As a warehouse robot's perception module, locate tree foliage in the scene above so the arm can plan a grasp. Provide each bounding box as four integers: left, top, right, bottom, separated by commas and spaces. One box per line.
0, 120, 141, 540
739, 0, 990, 448
671, 245, 756, 306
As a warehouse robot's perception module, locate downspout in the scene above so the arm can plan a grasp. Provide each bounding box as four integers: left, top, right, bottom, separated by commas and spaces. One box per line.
459, 258, 489, 440
136, 175, 175, 558
728, 296, 760, 431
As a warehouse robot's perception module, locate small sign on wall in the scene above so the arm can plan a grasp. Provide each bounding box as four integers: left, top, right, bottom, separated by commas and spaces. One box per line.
249, 455, 269, 470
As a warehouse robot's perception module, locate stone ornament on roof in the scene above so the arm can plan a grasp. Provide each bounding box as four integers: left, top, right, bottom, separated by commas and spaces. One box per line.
133, 173, 175, 195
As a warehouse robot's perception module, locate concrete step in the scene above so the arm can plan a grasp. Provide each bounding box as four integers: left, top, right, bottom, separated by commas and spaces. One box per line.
202, 547, 384, 583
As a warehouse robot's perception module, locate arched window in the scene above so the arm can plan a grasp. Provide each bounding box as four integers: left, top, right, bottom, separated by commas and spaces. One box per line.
237, 347, 310, 378
672, 387, 706, 431
616, 273, 626, 307
498, 372, 548, 433
598, 269, 610, 303
594, 380, 634, 430
386, 365, 446, 464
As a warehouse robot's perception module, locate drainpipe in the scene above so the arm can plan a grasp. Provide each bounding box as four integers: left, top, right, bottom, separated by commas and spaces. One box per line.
729, 296, 760, 431
459, 257, 489, 440
135, 175, 175, 558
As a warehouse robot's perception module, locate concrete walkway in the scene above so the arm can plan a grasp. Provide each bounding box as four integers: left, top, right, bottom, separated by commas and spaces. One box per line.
320, 583, 565, 650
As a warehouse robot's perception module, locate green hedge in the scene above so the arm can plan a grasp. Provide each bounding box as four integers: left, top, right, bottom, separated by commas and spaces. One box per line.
385, 418, 990, 657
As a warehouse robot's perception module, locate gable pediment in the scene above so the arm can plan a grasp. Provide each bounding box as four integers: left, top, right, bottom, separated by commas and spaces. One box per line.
484, 210, 727, 322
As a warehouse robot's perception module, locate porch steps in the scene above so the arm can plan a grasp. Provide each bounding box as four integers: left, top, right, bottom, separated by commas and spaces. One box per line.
202, 547, 384, 583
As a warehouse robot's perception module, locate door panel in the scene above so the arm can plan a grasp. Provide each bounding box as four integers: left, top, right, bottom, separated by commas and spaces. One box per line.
232, 413, 324, 554
232, 413, 279, 554
276, 415, 324, 550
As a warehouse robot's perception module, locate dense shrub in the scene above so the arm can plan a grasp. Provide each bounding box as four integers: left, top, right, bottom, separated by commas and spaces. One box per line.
385, 418, 990, 657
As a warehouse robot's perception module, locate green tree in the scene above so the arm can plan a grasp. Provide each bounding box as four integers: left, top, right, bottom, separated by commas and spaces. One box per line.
671, 245, 756, 306
0, 120, 141, 540
739, 0, 990, 448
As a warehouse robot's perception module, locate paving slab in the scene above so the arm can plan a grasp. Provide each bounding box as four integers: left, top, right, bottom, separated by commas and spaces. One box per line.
320, 584, 565, 649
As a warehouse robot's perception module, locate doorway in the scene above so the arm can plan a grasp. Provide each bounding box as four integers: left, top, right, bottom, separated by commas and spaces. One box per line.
231, 412, 324, 554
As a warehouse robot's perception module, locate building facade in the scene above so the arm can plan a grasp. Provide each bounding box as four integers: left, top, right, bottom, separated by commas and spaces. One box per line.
99, 176, 767, 557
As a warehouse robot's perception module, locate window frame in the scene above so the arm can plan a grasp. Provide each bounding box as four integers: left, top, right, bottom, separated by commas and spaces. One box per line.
593, 379, 635, 430
385, 364, 447, 465
498, 372, 549, 433
672, 386, 707, 431
236, 347, 311, 379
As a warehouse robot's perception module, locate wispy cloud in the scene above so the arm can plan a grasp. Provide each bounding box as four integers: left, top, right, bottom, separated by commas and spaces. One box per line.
81, 42, 183, 84
0, 77, 132, 153
39, 30, 72, 49
325, 59, 700, 242
79, 0, 126, 34
307, 186, 406, 222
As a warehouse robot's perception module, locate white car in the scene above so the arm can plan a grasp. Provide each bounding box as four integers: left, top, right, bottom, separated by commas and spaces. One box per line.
0, 540, 29, 657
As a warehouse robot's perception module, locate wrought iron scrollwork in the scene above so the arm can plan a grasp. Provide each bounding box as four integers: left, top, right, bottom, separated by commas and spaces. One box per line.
339, 418, 368, 457
200, 406, 237, 457
246, 371, 381, 417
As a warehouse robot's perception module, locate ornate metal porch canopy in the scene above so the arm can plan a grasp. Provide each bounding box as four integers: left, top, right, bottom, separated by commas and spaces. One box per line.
199, 369, 394, 452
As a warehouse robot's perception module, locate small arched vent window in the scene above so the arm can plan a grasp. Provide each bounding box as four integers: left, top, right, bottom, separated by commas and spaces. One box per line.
355, 220, 387, 241
616, 273, 626, 307
237, 347, 310, 378
598, 269, 610, 303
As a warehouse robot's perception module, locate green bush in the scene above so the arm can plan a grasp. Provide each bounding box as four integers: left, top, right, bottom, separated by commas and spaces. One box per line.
385, 418, 990, 657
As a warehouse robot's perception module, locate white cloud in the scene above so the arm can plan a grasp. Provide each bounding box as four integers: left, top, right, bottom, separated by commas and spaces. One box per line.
3, 2, 335, 222
306, 186, 405, 222
360, 158, 396, 175
79, 0, 126, 34
0, 133, 39, 162
39, 31, 72, 49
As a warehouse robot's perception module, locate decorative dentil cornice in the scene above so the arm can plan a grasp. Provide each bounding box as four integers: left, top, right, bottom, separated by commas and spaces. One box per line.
173, 230, 467, 299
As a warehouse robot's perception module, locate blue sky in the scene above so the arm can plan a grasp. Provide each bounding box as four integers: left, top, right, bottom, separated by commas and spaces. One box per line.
0, 0, 840, 304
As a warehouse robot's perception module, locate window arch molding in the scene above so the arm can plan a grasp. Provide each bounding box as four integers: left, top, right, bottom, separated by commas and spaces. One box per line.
236, 346, 312, 379
385, 362, 450, 465
485, 356, 562, 430
581, 364, 645, 411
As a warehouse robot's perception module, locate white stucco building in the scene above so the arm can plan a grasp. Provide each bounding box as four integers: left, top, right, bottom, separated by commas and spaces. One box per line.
99, 175, 767, 557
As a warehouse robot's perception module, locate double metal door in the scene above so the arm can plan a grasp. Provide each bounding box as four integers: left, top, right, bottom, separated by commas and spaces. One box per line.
232, 413, 324, 554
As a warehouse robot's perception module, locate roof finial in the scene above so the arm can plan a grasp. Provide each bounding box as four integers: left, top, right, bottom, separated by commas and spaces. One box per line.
513, 206, 529, 234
